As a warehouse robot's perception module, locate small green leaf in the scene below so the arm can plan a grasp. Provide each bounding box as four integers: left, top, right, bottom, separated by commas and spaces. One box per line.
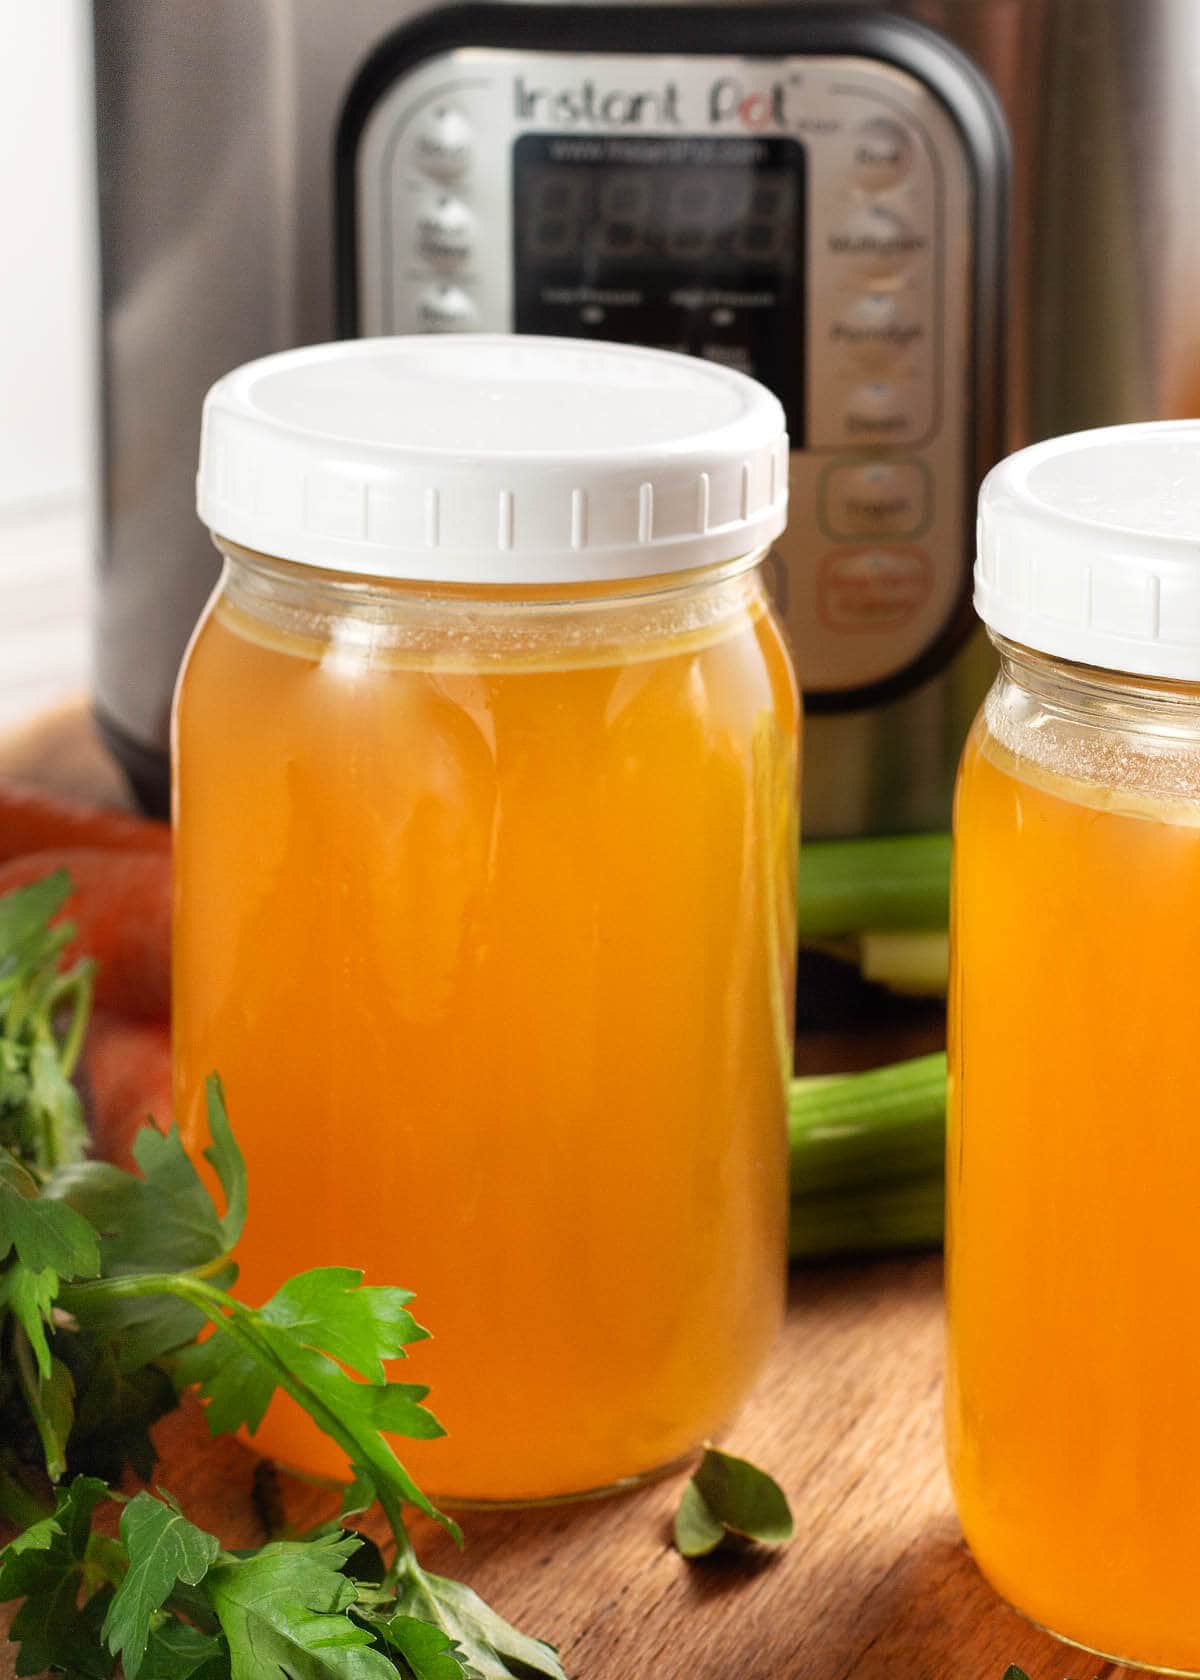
672, 1479, 726, 1559
204, 1074, 247, 1249
102, 1492, 222, 1679
1003, 1670, 1031, 1680
673, 1447, 794, 1558
340, 1467, 378, 1522
1, 1261, 60, 1376
171, 1268, 452, 1539
0, 872, 72, 984
27, 1036, 89, 1166
374, 1615, 476, 1679
51, 1124, 228, 1278
0, 1158, 100, 1276
261, 1267, 429, 1383
204, 1534, 396, 1680
378, 1568, 567, 1680
26, 1354, 76, 1483
138, 1619, 229, 1680
0, 1476, 114, 1677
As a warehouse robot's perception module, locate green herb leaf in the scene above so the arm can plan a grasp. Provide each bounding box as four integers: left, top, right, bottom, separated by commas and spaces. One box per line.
1003, 1670, 1030, 1680
0, 1151, 100, 1277
102, 1492, 222, 1680
55, 1123, 229, 1276
261, 1267, 429, 1384
673, 1446, 794, 1558
203, 1534, 396, 1680
171, 1267, 451, 1538
203, 1075, 247, 1250
0, 1475, 114, 1678
20, 1350, 75, 1483
138, 1619, 229, 1680
672, 1481, 725, 1559
374, 1568, 568, 1680
49, 1148, 236, 1369
1, 1262, 60, 1377
372, 1615, 477, 1679
0, 872, 72, 982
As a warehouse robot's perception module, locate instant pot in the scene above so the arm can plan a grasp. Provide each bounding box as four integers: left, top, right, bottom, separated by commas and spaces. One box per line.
91, 1, 1199, 825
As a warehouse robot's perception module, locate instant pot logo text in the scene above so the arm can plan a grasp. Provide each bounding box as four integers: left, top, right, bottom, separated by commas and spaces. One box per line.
708, 76, 792, 129
515, 75, 682, 127
514, 72, 802, 129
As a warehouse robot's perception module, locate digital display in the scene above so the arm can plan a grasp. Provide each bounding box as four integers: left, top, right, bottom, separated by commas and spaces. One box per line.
519, 163, 798, 270
513, 134, 805, 437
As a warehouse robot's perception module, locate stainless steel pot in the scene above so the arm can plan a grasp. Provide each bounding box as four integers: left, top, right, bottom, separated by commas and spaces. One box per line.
91, 0, 1200, 823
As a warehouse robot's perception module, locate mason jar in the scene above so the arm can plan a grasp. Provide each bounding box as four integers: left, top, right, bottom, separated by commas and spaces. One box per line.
947, 422, 1200, 1671
174, 336, 798, 1503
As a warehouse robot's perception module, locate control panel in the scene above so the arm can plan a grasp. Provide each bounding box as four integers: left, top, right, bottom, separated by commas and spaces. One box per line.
343, 37, 994, 708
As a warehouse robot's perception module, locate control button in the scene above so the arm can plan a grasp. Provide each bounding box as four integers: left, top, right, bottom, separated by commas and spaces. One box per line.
828, 205, 926, 284
839, 291, 900, 333
415, 105, 473, 178
831, 292, 925, 368
818, 547, 933, 632
851, 118, 914, 190
844, 380, 914, 439
417, 283, 478, 331
416, 194, 474, 263
822, 460, 930, 539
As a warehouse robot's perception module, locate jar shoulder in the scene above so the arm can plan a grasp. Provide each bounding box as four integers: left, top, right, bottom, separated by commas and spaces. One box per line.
964, 666, 1200, 812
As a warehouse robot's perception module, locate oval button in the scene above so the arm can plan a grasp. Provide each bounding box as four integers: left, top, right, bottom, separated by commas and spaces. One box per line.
828, 205, 926, 285
417, 283, 478, 331
851, 118, 914, 191
822, 460, 930, 538
844, 380, 914, 439
415, 106, 473, 178
416, 195, 474, 263
818, 546, 933, 632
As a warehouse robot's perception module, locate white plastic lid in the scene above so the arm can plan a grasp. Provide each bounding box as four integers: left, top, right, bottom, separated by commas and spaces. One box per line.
196, 335, 788, 584
976, 421, 1200, 681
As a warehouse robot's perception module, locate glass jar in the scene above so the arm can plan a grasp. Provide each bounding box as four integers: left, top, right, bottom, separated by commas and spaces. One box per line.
175, 336, 798, 1503
947, 423, 1200, 1672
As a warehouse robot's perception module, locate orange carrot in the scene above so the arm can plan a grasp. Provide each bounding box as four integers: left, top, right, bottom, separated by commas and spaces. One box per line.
82, 1010, 172, 1171
0, 778, 170, 864
0, 847, 171, 1020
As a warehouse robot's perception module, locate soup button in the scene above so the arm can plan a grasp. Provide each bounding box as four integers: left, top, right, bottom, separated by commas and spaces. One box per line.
818, 546, 933, 631
822, 459, 930, 538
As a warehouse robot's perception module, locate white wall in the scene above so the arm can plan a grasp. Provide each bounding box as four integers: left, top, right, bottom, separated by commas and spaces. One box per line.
0, 1, 92, 514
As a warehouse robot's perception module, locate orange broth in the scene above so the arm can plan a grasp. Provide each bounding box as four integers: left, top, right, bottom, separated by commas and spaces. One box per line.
173, 569, 797, 1502
947, 721, 1200, 1670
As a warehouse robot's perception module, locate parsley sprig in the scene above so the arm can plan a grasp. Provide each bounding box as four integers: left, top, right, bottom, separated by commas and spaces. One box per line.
0, 872, 565, 1679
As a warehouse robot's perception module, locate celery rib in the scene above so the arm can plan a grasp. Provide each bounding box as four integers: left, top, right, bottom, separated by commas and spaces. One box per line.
797, 833, 951, 938
788, 1052, 947, 1259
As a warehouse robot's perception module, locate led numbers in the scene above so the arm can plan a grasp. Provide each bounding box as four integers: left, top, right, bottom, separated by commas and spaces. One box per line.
520, 164, 797, 271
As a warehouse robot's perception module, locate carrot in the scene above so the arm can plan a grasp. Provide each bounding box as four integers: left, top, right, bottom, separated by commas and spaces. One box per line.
0, 778, 170, 865
0, 847, 171, 1020
81, 1009, 172, 1171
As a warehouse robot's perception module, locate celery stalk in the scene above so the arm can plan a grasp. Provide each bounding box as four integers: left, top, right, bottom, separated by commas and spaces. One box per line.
797, 833, 951, 938
858, 930, 950, 996
789, 1051, 946, 1198
789, 1175, 944, 1260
